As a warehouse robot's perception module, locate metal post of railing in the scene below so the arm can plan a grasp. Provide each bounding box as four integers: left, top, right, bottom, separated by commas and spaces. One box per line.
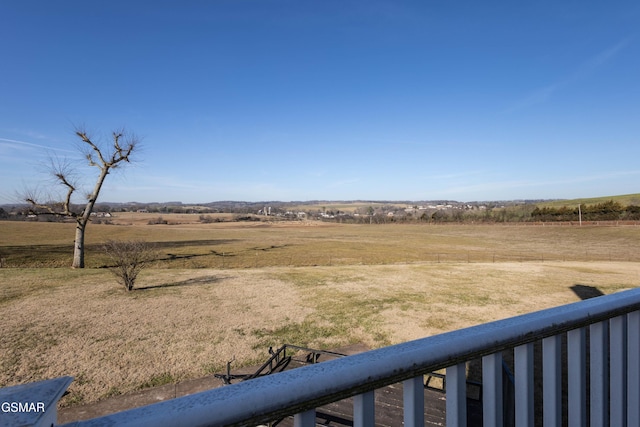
515, 343, 534, 427
610, 315, 627, 427
403, 376, 424, 427
590, 321, 609, 427
567, 327, 586, 427
0, 376, 72, 427
628, 310, 640, 425
353, 391, 375, 427
543, 334, 562, 426
483, 352, 503, 426
293, 409, 315, 427
446, 362, 467, 426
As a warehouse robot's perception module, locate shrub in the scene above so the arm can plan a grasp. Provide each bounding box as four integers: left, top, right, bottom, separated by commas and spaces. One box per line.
102, 240, 156, 291
199, 214, 220, 223
148, 216, 168, 225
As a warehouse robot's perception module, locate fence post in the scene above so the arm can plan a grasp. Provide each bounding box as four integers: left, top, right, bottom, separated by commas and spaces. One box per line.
353, 391, 375, 427
590, 321, 609, 427
403, 376, 424, 427
483, 352, 503, 426
543, 335, 562, 426
610, 315, 627, 427
515, 343, 534, 427
628, 311, 640, 425
446, 363, 467, 426
294, 409, 315, 427
568, 328, 586, 427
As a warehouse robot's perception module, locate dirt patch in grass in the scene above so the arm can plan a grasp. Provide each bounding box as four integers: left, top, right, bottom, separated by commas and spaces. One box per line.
1, 261, 638, 408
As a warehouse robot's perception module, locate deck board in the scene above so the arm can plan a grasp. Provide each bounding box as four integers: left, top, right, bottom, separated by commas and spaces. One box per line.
273, 377, 481, 427
263, 345, 483, 427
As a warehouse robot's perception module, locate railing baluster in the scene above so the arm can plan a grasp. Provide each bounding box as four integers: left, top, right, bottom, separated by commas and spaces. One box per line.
543, 335, 561, 426
515, 343, 534, 427
353, 390, 375, 427
590, 320, 609, 427
403, 376, 424, 427
446, 363, 467, 427
628, 310, 640, 425
293, 409, 316, 427
483, 352, 503, 426
567, 328, 586, 427
610, 315, 627, 427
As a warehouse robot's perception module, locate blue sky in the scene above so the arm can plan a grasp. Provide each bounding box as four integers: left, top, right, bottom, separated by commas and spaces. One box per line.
1, 1, 639, 204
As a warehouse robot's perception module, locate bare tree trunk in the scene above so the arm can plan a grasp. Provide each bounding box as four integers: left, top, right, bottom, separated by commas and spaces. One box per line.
72, 168, 108, 268
72, 220, 86, 268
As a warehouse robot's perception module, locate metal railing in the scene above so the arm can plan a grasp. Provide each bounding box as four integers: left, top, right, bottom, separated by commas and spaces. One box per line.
7, 287, 640, 427
214, 344, 347, 385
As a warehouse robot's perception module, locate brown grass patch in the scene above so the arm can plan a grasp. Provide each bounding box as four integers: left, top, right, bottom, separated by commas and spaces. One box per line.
2, 262, 638, 407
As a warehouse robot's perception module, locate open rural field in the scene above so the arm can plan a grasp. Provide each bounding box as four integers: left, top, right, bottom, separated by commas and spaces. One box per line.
2, 214, 640, 268
1, 218, 640, 408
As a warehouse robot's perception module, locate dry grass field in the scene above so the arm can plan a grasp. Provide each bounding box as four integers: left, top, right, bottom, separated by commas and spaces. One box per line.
1, 216, 639, 408
2, 213, 640, 268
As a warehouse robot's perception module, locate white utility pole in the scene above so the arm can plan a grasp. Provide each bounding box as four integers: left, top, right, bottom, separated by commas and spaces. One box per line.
578, 204, 582, 226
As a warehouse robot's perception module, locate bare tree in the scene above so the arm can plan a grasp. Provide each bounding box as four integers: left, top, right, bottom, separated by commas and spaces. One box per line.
25, 129, 140, 268
102, 240, 155, 291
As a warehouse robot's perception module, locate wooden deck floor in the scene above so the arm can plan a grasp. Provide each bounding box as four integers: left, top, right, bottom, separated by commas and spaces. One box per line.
273, 383, 482, 427
266, 346, 483, 427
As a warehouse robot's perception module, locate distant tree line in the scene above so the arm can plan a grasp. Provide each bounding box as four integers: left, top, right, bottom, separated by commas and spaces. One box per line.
3, 200, 640, 225
530, 201, 640, 222
316, 201, 640, 224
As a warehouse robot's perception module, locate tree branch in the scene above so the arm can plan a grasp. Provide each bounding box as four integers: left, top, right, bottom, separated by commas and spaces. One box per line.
76, 130, 107, 167
50, 158, 77, 216
110, 131, 137, 166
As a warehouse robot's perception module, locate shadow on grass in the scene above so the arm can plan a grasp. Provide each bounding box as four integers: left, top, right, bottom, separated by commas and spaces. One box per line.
570, 284, 605, 300
151, 239, 238, 249
1, 239, 240, 267
137, 275, 224, 291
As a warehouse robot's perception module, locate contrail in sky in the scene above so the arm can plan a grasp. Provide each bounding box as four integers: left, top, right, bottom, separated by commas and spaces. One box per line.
0, 137, 76, 153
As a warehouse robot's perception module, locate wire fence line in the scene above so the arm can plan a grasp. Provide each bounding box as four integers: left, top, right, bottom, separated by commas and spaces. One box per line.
2, 219, 639, 268
163, 249, 640, 270
2, 243, 638, 268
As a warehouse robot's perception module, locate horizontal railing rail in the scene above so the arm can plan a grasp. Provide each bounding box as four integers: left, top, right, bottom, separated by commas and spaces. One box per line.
55, 286, 640, 427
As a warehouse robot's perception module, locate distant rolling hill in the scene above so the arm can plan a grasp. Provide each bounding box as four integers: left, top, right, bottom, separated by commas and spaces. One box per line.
538, 193, 640, 208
